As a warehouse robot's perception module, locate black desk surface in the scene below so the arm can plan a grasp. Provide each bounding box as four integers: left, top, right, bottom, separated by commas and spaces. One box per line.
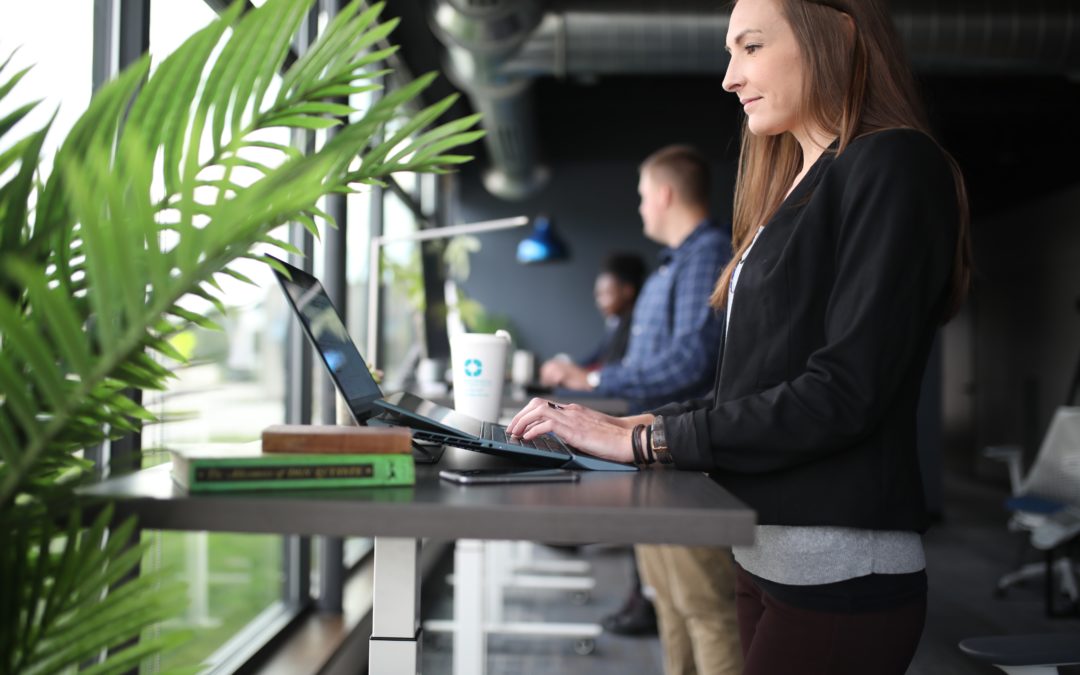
79, 447, 755, 547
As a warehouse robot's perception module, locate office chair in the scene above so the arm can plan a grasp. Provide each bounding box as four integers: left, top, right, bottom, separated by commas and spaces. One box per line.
959, 635, 1080, 669
985, 406, 1080, 616
958, 634, 1080, 674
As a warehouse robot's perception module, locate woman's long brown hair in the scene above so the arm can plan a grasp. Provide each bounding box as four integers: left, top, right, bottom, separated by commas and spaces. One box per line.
710, 0, 972, 320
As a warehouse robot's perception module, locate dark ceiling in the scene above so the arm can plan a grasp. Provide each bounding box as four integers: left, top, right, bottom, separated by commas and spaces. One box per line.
382, 2, 1080, 219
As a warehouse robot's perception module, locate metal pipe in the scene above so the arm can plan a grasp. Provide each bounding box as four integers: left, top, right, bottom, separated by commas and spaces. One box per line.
431, 0, 1080, 200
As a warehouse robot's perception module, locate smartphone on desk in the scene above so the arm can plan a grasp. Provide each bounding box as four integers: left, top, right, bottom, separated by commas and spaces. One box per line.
439, 467, 580, 485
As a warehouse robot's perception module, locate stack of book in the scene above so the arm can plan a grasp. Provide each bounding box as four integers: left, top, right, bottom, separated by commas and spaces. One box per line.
169, 425, 415, 492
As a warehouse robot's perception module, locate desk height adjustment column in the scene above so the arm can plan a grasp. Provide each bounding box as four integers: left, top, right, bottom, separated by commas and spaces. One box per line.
370, 537, 422, 674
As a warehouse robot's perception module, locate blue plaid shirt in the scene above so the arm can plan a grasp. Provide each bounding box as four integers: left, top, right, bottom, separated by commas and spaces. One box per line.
594, 221, 730, 410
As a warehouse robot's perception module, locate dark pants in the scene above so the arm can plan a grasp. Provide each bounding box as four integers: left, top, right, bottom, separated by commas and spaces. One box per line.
735, 565, 926, 675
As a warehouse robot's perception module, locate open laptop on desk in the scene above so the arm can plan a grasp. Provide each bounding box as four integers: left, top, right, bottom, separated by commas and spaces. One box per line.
269, 255, 635, 472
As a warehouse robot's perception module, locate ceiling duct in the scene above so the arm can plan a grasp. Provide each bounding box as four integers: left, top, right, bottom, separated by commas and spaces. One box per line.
502, 9, 730, 78
431, 0, 548, 200
895, 4, 1080, 75
431, 0, 1080, 200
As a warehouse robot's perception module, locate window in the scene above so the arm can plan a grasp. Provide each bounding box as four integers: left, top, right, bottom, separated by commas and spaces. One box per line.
0, 2, 93, 165
340, 86, 378, 567
378, 172, 424, 387
138, 3, 293, 670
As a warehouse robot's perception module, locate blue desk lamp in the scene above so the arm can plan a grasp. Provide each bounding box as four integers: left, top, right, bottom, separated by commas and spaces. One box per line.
516, 215, 568, 264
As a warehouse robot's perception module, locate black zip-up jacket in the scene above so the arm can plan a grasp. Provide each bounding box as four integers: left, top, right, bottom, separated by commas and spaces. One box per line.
654, 128, 959, 533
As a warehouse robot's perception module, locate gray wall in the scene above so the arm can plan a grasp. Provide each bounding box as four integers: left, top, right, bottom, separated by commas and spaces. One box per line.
455, 159, 736, 361
943, 181, 1080, 473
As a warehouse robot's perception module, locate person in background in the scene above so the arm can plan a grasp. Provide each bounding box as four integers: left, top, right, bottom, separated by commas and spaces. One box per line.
539, 253, 648, 627
541, 252, 646, 379
541, 144, 740, 670
507, 0, 972, 672
538, 146, 730, 414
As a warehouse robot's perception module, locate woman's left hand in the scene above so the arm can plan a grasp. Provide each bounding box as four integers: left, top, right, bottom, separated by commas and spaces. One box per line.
506, 398, 635, 464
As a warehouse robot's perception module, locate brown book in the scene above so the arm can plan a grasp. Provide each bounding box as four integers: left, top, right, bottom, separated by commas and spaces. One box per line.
262, 424, 413, 455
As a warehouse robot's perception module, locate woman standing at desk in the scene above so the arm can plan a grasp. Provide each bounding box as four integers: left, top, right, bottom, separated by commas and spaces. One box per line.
508, 0, 972, 673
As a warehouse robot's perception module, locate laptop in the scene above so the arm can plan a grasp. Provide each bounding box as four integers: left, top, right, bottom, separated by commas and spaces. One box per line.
269, 255, 636, 472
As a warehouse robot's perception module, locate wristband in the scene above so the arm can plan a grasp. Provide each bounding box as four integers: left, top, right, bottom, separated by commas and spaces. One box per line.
645, 424, 656, 465
630, 424, 646, 467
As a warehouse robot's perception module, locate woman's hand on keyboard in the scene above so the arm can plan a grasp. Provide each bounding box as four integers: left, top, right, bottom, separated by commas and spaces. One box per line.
505, 398, 635, 464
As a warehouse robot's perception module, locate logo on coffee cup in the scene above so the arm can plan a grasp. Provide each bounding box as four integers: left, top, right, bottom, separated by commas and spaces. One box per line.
464, 358, 483, 377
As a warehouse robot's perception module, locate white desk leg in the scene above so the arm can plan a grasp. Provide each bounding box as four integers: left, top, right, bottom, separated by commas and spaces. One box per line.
485, 541, 508, 624
454, 539, 486, 675
370, 537, 421, 675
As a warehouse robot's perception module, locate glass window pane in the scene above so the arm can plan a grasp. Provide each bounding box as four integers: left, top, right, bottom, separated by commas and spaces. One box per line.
346, 187, 373, 347
0, 2, 93, 162
140, 3, 292, 671
378, 186, 422, 387
149, 1, 218, 59
141, 531, 283, 672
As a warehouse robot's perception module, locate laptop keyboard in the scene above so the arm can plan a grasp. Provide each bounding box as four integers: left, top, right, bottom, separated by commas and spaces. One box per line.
483, 423, 570, 455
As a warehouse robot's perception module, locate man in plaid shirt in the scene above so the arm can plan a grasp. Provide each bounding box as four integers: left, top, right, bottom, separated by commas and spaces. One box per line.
541, 145, 730, 412
540, 147, 737, 669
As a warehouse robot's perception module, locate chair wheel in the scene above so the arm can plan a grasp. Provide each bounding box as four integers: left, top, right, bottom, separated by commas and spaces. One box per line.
574, 638, 596, 655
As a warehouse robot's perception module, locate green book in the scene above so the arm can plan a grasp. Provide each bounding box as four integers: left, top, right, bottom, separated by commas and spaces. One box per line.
169, 445, 414, 492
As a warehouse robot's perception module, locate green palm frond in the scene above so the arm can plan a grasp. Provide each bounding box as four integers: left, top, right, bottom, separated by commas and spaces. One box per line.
0, 0, 483, 671
0, 504, 191, 675
0, 0, 483, 507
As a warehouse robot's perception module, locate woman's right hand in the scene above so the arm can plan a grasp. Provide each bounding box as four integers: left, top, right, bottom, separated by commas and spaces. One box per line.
505, 398, 636, 464
506, 398, 628, 438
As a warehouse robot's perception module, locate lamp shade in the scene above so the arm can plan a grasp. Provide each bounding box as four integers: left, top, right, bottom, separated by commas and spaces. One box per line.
516, 216, 568, 264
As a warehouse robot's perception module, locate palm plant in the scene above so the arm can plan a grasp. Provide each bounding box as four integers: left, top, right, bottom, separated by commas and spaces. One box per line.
0, 0, 482, 671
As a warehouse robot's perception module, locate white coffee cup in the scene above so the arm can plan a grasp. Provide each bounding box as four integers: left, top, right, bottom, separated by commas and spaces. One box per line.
451, 331, 512, 423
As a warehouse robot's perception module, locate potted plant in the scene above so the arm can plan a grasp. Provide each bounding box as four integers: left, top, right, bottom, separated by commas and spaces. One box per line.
0, 0, 482, 671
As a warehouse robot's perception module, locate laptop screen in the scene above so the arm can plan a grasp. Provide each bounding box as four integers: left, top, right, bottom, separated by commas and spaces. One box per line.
270, 256, 383, 418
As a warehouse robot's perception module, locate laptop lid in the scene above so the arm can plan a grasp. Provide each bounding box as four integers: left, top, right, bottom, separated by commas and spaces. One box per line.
269, 255, 489, 442
269, 256, 480, 431
269, 255, 383, 422
270, 259, 633, 471
377, 390, 485, 437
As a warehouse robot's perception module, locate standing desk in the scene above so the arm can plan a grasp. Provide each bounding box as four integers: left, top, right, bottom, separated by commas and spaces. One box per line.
79, 446, 755, 674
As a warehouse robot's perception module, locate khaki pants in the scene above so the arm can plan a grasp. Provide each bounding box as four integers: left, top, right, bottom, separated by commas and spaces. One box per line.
636, 545, 743, 675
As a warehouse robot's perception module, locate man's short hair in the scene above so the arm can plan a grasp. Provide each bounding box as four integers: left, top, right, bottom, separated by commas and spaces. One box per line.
600, 253, 647, 295
639, 145, 711, 208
